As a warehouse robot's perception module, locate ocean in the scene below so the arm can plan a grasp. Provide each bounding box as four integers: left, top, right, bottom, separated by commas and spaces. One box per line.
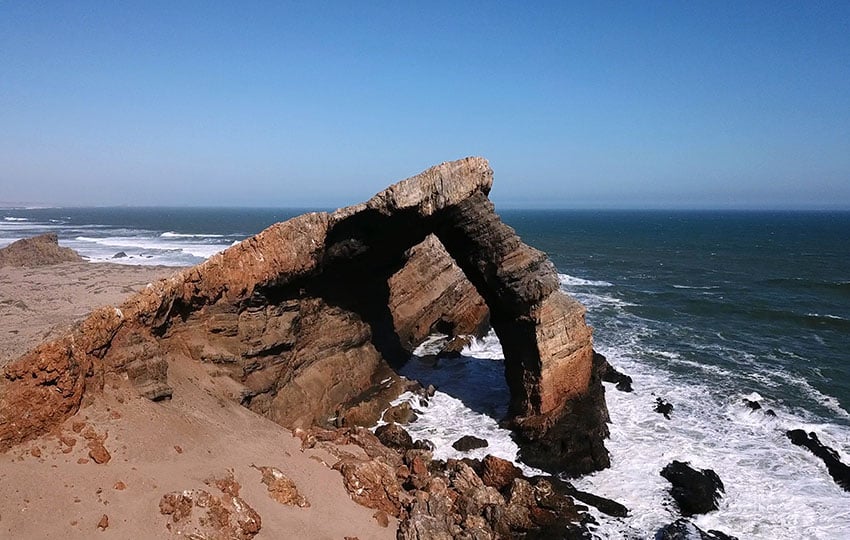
2, 207, 849, 538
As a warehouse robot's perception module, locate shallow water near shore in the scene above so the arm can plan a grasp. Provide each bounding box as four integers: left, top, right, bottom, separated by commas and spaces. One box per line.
3, 207, 849, 537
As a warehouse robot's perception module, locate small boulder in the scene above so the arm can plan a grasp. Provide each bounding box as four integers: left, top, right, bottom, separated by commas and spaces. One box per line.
112, 251, 127, 259
481, 455, 522, 491
452, 435, 488, 452
375, 423, 414, 452
660, 461, 724, 516
383, 402, 418, 425
742, 398, 761, 411
596, 351, 634, 392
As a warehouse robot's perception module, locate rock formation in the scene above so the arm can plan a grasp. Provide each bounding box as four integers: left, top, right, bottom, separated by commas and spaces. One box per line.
0, 157, 609, 475
0, 233, 84, 267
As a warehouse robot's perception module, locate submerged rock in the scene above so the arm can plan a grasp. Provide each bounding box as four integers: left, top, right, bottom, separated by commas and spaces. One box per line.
660, 461, 724, 516
655, 398, 674, 419
787, 429, 850, 492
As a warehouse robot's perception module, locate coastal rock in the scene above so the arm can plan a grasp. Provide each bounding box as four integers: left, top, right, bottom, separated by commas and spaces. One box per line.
452, 435, 489, 452
660, 461, 724, 516
375, 422, 414, 452
159, 489, 262, 539
0, 233, 84, 267
786, 429, 850, 491
656, 518, 738, 540
596, 351, 633, 392
382, 402, 418, 425
480, 455, 522, 491
655, 398, 674, 419
0, 157, 608, 478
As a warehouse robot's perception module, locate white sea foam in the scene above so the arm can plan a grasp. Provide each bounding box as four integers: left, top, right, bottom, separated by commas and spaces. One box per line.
2, 217, 28, 221
559, 274, 613, 287
73, 235, 226, 260
672, 284, 721, 290
161, 231, 225, 238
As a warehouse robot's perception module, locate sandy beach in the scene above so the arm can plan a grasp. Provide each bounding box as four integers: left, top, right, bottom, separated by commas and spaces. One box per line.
0, 261, 396, 539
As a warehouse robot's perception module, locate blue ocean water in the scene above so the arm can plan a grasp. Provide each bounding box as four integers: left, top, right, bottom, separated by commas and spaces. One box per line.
3, 206, 849, 537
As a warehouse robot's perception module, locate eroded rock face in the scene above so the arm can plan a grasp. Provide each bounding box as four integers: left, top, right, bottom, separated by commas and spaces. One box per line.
0, 233, 84, 267
0, 157, 608, 475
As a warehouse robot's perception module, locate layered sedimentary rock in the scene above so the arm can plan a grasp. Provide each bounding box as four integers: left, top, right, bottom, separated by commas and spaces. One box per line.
0, 157, 608, 474
0, 233, 84, 267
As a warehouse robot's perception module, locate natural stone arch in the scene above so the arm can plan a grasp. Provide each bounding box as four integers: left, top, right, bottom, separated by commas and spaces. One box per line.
0, 157, 609, 475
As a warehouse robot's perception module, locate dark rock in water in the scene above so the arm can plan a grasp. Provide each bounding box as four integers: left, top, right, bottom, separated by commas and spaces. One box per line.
660, 461, 724, 516
595, 351, 633, 392
764, 409, 777, 417
412, 438, 435, 452
374, 422, 413, 452
553, 479, 628, 518
656, 518, 738, 540
655, 398, 674, 419
112, 251, 128, 259
452, 435, 488, 451
787, 429, 850, 491
382, 402, 418, 425
742, 398, 761, 411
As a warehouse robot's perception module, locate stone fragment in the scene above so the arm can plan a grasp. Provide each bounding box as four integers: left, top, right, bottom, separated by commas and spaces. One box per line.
787, 429, 850, 492
96, 514, 108, 530
480, 455, 521, 491
655, 397, 674, 419
253, 465, 310, 507
159, 489, 261, 539
383, 402, 418, 425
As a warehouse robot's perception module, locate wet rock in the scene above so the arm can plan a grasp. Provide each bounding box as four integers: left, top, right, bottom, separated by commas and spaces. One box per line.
764, 409, 777, 417
655, 398, 674, 419
595, 351, 633, 392
656, 518, 738, 539
787, 429, 850, 491
452, 435, 488, 452
383, 402, 418, 425
439, 335, 472, 358
112, 251, 127, 259
660, 461, 724, 515
742, 398, 761, 411
375, 422, 414, 452
553, 478, 628, 518
413, 439, 435, 452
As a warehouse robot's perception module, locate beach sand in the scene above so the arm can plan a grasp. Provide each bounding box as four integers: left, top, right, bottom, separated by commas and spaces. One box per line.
0, 262, 396, 539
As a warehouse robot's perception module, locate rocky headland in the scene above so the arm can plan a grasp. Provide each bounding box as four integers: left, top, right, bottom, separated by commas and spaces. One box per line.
0, 157, 614, 537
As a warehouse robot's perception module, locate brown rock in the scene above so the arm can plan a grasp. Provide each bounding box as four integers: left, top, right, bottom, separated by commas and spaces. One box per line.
205, 470, 241, 497
334, 457, 405, 517
383, 402, 418, 425
159, 489, 261, 539
0, 233, 83, 267
375, 422, 414, 452
96, 514, 108, 530
252, 465, 310, 507
481, 455, 522, 491
0, 157, 608, 477
71, 421, 86, 433
88, 441, 111, 464
373, 510, 390, 528
29, 446, 41, 458
113, 481, 126, 490
174, 445, 183, 454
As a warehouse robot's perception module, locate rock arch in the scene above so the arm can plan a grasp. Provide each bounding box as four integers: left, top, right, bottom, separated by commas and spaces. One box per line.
0, 157, 609, 475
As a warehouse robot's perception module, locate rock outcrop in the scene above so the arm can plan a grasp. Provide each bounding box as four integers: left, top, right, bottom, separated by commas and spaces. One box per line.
0, 233, 84, 267
0, 157, 608, 475
660, 461, 725, 516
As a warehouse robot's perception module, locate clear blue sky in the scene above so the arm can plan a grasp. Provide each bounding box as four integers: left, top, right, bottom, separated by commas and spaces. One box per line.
1, 1, 849, 209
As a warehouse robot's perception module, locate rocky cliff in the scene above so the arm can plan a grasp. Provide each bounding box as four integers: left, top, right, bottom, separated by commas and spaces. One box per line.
0, 157, 609, 475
